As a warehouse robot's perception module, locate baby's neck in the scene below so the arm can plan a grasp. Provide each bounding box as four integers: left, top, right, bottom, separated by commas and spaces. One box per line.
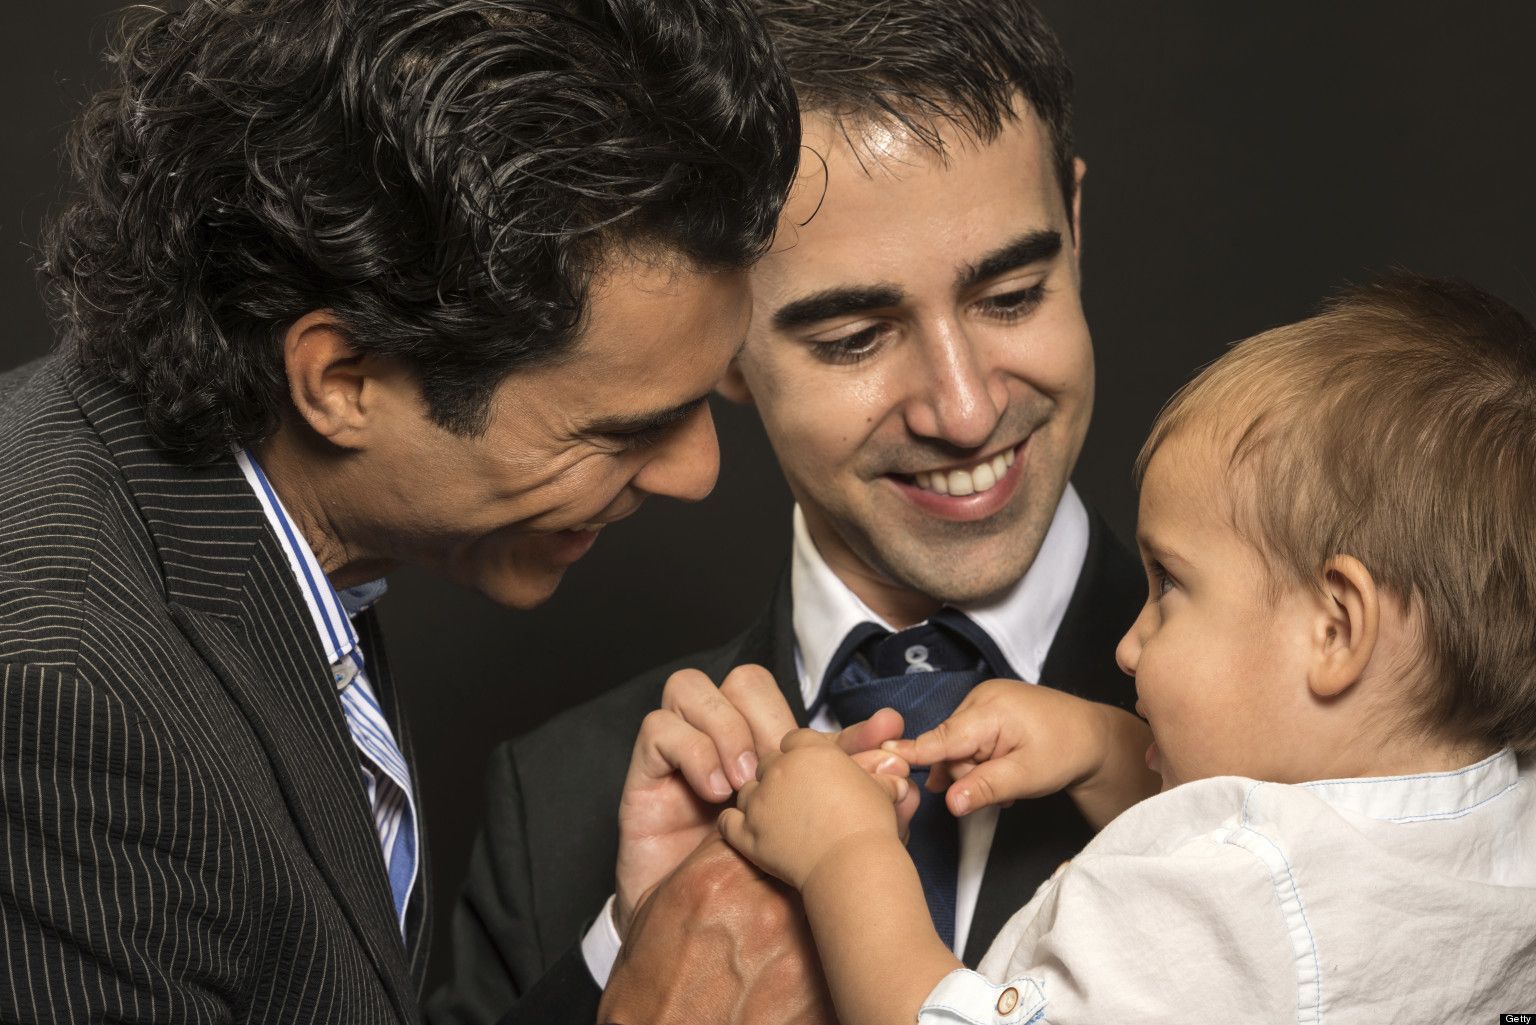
1302, 732, 1496, 783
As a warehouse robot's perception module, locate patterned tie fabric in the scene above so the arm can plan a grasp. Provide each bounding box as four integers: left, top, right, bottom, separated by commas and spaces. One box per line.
334, 587, 417, 933
823, 609, 993, 948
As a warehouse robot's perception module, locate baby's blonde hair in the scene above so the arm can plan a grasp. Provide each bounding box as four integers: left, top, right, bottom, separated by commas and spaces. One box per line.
1138, 273, 1536, 752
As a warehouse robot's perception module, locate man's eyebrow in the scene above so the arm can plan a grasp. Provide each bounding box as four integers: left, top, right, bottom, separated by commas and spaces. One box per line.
955, 230, 1064, 293
770, 284, 905, 332
585, 395, 707, 436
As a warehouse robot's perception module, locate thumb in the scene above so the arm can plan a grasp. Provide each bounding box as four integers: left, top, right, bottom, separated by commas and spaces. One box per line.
944, 758, 1049, 816
836, 707, 905, 754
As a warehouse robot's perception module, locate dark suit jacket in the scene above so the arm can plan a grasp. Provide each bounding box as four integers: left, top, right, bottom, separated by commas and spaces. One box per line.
0, 357, 430, 1023
429, 506, 1145, 1025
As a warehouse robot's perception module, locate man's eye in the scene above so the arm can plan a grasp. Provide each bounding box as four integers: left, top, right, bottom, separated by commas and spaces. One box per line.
976, 283, 1046, 321
808, 323, 887, 365
607, 423, 674, 451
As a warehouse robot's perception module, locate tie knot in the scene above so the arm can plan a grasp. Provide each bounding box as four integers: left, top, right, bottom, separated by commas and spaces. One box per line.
821, 610, 995, 739
858, 617, 988, 678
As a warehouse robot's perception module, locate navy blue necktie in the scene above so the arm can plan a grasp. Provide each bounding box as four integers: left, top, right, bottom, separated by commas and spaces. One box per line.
823, 609, 993, 949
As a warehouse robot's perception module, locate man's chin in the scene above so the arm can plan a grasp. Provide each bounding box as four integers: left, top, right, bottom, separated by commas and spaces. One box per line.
471, 567, 568, 610
852, 529, 1038, 608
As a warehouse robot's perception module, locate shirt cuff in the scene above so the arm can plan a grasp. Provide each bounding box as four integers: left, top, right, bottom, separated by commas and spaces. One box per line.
918, 969, 1046, 1025
580, 893, 624, 989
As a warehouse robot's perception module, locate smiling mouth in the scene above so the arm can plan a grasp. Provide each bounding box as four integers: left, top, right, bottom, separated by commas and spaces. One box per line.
895, 440, 1022, 497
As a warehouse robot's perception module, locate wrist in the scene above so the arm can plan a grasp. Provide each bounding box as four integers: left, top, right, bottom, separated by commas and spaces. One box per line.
1064, 701, 1116, 794
799, 829, 907, 902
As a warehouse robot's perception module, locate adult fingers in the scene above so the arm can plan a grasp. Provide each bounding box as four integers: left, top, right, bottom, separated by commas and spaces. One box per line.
718, 664, 798, 760
627, 707, 733, 802
850, 748, 910, 779
662, 668, 759, 788
835, 707, 905, 755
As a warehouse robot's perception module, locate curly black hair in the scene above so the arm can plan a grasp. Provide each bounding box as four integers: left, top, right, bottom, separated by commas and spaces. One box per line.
755, 0, 1075, 219
41, 0, 800, 462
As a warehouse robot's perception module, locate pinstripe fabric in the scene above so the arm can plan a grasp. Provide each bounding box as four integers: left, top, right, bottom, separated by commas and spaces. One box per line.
0, 356, 429, 1023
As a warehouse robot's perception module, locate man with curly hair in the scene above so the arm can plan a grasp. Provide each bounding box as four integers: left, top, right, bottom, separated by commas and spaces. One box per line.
0, 0, 798, 1021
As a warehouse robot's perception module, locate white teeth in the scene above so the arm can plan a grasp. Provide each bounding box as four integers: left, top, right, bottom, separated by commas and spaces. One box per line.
910, 445, 1018, 497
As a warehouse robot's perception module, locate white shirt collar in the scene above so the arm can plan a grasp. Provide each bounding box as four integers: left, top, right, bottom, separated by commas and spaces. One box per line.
791, 483, 1091, 712
1301, 747, 1521, 823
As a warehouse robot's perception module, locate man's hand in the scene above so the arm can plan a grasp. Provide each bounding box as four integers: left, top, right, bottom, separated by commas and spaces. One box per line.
599, 834, 837, 1025
615, 664, 904, 932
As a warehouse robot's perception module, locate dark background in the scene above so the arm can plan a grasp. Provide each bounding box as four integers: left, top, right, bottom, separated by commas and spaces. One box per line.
2, 0, 1532, 991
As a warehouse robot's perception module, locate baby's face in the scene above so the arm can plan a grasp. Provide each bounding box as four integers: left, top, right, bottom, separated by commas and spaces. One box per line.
1115, 433, 1322, 789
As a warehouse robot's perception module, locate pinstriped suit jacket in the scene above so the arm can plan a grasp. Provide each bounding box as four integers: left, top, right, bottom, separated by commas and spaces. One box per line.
0, 356, 429, 1023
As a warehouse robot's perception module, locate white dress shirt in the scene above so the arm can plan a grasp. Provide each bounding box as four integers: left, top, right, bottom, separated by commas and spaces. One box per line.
920, 749, 1536, 1024
582, 486, 1090, 983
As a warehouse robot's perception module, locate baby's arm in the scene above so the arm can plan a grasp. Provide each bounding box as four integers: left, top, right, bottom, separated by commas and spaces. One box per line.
887, 679, 1160, 830
718, 730, 962, 1025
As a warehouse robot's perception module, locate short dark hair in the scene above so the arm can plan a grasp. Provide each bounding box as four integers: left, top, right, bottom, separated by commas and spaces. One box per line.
754, 0, 1075, 216
1139, 273, 1536, 752
41, 0, 799, 463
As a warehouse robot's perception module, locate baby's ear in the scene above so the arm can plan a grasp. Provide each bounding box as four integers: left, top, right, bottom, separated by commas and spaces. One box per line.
1307, 555, 1380, 699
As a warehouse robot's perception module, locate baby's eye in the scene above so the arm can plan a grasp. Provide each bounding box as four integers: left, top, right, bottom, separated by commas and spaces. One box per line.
1149, 562, 1176, 600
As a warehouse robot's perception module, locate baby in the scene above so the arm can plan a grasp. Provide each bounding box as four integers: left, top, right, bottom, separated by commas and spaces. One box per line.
718, 273, 1536, 1022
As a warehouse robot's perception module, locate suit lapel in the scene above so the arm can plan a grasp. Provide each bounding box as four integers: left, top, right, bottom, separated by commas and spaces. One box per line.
71, 371, 418, 1019
962, 511, 1145, 965
720, 564, 807, 725
357, 609, 434, 986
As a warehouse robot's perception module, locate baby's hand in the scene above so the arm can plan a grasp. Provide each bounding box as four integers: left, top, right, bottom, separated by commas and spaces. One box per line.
719, 729, 912, 891
883, 680, 1158, 829
849, 746, 921, 838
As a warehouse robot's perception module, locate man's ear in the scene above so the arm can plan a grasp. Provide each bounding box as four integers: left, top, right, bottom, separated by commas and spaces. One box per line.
1308, 555, 1380, 699
1070, 157, 1087, 259
715, 359, 755, 406
281, 310, 382, 450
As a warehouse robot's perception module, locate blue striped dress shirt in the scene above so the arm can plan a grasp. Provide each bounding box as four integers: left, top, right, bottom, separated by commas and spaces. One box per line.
235, 450, 418, 933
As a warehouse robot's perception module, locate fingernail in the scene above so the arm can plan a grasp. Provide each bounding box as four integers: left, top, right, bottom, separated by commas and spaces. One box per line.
880, 740, 900, 752
895, 779, 910, 801
736, 752, 758, 784
709, 769, 730, 797
952, 790, 970, 814
877, 755, 900, 774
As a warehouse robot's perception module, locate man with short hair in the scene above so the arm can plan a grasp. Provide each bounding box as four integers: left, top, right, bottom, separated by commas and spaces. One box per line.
430, 2, 1145, 1023
0, 0, 797, 1020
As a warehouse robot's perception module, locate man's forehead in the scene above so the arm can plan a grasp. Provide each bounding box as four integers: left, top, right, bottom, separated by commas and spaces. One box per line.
757, 107, 1065, 318
795, 95, 1049, 180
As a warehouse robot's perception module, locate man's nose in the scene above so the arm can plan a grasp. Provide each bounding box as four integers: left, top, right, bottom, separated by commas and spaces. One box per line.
634, 402, 720, 502
902, 324, 1007, 449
